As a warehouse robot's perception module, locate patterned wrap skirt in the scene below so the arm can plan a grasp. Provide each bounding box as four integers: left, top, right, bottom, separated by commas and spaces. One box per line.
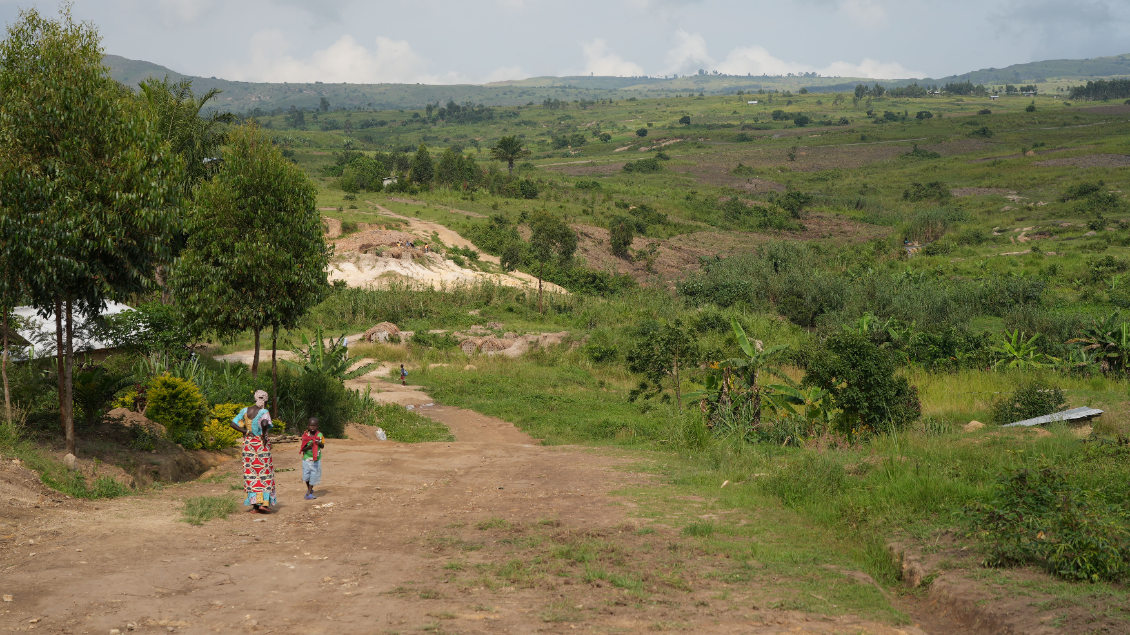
242, 435, 277, 506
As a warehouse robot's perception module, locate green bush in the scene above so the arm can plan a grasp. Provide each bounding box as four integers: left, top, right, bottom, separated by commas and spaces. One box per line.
411, 331, 461, 349
967, 467, 1130, 582
803, 331, 920, 437
277, 371, 354, 438
146, 374, 207, 449
622, 157, 662, 174
609, 215, 635, 257
991, 379, 1066, 424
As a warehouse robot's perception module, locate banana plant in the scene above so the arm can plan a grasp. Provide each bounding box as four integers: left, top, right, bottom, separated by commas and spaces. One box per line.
687, 318, 787, 431
1068, 312, 1130, 375
283, 327, 377, 380
991, 330, 1055, 370
762, 383, 836, 437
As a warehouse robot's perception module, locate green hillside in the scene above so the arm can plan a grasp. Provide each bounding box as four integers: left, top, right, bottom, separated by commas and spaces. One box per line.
103, 52, 1130, 113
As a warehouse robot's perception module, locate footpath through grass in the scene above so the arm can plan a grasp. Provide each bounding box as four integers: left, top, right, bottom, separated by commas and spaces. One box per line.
415, 353, 1130, 626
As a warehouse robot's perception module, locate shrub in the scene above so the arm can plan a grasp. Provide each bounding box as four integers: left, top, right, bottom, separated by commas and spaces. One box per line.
967, 467, 1130, 582
1026, 102, 1036, 112
803, 331, 921, 437
792, 114, 811, 126
145, 374, 207, 448
202, 403, 246, 450
904, 144, 941, 159
609, 215, 635, 257
970, 126, 993, 138
978, 108, 992, 115
277, 371, 353, 438
903, 181, 951, 202
518, 178, 539, 199
410, 331, 461, 349
990, 379, 1066, 424
635, 128, 648, 137
622, 157, 662, 174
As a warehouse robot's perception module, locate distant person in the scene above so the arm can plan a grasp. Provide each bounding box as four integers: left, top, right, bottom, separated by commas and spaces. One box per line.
300, 418, 324, 500
400, 364, 408, 386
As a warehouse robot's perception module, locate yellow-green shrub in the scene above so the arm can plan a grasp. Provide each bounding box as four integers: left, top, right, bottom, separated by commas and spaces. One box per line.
202, 403, 246, 450
146, 374, 207, 449
111, 388, 138, 411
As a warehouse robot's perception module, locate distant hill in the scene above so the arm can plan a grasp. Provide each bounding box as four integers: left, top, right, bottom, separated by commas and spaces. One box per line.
927, 53, 1130, 85
102, 52, 1130, 113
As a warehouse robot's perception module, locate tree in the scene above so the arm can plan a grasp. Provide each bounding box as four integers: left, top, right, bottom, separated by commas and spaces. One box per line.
320, 97, 330, 112
0, 6, 183, 454
679, 115, 691, 125
793, 114, 811, 126
171, 122, 330, 415
489, 136, 531, 176
138, 75, 232, 302
803, 330, 920, 438
636, 128, 648, 137
627, 319, 698, 410
410, 143, 434, 185
527, 210, 576, 313
609, 215, 635, 258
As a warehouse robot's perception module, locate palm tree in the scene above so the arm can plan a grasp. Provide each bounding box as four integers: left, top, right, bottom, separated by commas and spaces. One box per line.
490, 136, 531, 176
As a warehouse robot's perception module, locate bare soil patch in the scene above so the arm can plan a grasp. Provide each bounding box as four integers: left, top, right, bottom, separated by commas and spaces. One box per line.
951, 188, 1015, 197
1079, 103, 1130, 115
1034, 154, 1130, 168
0, 401, 931, 635
543, 161, 625, 176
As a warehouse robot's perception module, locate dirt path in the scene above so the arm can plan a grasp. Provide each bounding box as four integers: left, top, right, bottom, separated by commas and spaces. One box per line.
1, 380, 938, 635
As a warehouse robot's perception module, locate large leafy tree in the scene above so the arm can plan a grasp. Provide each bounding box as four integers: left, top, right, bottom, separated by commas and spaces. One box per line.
0, 6, 183, 454
171, 123, 330, 410
490, 136, 530, 176
139, 76, 233, 302
527, 210, 576, 313
409, 143, 434, 185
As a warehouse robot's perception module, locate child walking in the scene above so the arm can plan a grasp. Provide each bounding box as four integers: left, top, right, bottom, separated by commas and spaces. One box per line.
400, 364, 408, 386
300, 418, 324, 500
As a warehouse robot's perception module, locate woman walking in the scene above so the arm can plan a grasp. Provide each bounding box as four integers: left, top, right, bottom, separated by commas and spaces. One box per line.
231, 390, 277, 513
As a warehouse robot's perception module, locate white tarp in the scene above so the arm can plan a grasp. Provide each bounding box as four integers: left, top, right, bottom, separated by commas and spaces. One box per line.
12, 301, 134, 359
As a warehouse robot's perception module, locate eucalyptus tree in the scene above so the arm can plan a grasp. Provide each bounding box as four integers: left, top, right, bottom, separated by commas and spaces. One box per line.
0, 6, 183, 454
171, 123, 330, 411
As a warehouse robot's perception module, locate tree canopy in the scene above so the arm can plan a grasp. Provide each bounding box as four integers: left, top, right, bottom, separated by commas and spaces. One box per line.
489, 136, 530, 176
171, 123, 330, 378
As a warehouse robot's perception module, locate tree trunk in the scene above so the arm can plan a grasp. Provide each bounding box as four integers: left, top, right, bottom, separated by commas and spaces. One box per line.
155, 264, 171, 304
64, 298, 75, 456
537, 263, 544, 314
673, 353, 681, 411
271, 324, 278, 427
2, 308, 10, 425
751, 368, 761, 431
508, 161, 514, 177
251, 327, 261, 379
55, 297, 64, 435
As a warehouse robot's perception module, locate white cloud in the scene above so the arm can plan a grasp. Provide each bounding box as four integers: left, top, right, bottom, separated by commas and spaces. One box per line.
223, 31, 456, 84
839, 0, 888, 25
664, 29, 715, 75
484, 65, 530, 82
579, 39, 645, 76
719, 47, 919, 78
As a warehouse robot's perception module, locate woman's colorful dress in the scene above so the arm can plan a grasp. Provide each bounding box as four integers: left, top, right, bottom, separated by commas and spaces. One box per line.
233, 407, 277, 507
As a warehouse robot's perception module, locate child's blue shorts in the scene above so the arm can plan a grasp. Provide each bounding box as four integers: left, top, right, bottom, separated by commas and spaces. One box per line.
302, 459, 322, 486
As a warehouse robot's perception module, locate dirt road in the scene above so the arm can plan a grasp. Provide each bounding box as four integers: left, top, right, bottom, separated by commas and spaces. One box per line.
1, 385, 935, 635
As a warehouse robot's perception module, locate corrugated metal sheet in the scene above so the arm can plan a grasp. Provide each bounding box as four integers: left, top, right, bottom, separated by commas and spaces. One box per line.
1003, 406, 1104, 428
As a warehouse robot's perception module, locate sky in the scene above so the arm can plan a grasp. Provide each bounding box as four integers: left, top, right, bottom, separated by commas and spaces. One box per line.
1, 0, 1128, 84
